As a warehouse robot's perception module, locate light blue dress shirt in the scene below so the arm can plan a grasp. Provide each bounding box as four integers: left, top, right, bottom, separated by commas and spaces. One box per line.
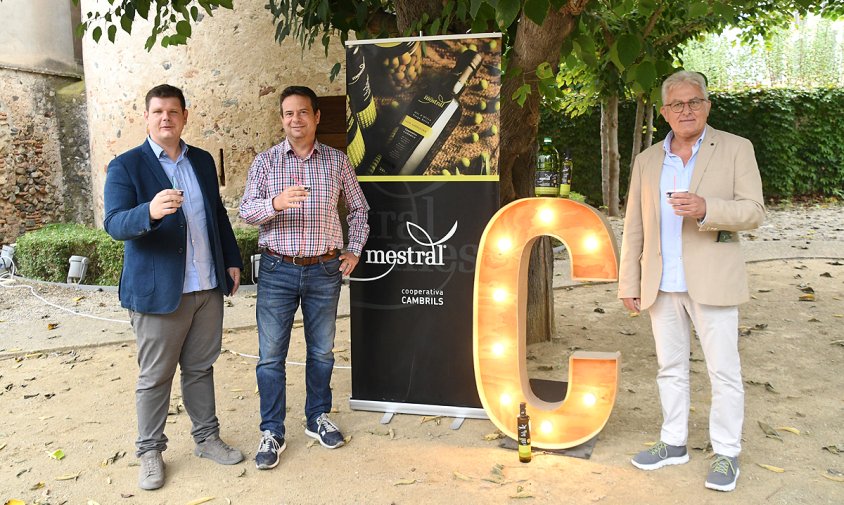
658, 128, 706, 292
147, 137, 217, 293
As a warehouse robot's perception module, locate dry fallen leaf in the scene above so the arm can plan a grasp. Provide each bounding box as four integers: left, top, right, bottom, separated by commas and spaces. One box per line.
821, 469, 844, 482
389, 428, 395, 440
393, 479, 417, 486
756, 463, 785, 473
799, 293, 816, 302
30, 481, 45, 490
453, 471, 472, 481
776, 426, 801, 436
185, 498, 216, 505
822, 444, 844, 455
101, 450, 126, 467
5, 500, 25, 505
758, 421, 783, 442
420, 415, 442, 425
746, 380, 778, 393
484, 431, 504, 441
56, 472, 81, 481
47, 322, 59, 330
509, 493, 535, 499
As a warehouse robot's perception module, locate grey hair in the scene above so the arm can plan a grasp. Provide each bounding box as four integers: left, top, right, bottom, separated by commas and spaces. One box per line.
661, 71, 708, 103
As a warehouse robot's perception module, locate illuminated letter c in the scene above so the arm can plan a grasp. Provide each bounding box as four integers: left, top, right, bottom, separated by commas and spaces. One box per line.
473, 198, 621, 449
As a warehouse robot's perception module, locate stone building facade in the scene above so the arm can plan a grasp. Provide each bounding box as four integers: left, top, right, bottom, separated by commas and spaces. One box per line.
0, 0, 90, 244
0, 0, 347, 246
80, 0, 347, 223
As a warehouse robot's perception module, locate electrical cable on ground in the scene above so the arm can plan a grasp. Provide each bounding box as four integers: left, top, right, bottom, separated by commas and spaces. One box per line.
2, 268, 349, 369
0, 267, 130, 324
224, 349, 352, 370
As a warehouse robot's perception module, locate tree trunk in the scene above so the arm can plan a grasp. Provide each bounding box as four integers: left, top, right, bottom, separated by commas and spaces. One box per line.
630, 95, 645, 173
607, 94, 620, 216
395, 0, 590, 345
499, 8, 580, 205
498, 6, 581, 345
600, 103, 610, 209
644, 100, 655, 148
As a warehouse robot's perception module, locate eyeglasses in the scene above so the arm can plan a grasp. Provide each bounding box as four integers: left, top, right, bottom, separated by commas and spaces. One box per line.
666, 98, 708, 113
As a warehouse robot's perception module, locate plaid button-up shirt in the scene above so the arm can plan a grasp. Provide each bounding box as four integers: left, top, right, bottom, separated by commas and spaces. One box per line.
239, 139, 370, 257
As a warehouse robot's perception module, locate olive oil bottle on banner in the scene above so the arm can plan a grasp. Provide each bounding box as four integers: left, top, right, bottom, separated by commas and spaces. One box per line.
534, 136, 560, 197
559, 149, 573, 198
378, 50, 483, 175
347, 45, 377, 129
346, 97, 366, 168
517, 402, 532, 463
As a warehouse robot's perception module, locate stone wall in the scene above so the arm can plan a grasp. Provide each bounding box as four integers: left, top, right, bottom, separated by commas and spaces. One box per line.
80, 0, 347, 224
0, 68, 90, 244
56, 81, 93, 227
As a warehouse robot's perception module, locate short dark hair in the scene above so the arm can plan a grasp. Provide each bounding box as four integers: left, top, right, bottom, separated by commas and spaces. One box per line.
279, 86, 319, 114
145, 84, 186, 110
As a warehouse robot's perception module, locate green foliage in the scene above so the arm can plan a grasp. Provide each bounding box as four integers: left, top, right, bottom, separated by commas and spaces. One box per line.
682, 15, 844, 90
14, 224, 261, 286
233, 226, 260, 285
15, 224, 124, 285
540, 88, 844, 204
73, 0, 233, 50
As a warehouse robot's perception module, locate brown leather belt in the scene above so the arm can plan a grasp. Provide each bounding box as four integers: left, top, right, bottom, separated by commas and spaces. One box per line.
265, 249, 338, 266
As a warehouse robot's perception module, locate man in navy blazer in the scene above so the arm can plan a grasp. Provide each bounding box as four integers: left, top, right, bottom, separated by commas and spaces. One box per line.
104, 84, 244, 491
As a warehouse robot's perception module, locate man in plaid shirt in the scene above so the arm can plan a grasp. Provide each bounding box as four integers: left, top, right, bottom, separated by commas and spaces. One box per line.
239, 86, 369, 470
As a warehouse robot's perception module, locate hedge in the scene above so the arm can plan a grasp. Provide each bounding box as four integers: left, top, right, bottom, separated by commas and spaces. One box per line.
540, 88, 844, 205
15, 224, 261, 286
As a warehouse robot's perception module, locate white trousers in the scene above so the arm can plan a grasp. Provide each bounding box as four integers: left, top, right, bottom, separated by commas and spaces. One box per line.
648, 291, 744, 457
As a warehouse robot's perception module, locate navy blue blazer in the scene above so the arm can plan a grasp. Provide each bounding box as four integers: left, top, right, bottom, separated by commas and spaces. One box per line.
104, 141, 243, 314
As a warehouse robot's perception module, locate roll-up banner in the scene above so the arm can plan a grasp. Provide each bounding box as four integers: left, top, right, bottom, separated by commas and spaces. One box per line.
346, 34, 502, 418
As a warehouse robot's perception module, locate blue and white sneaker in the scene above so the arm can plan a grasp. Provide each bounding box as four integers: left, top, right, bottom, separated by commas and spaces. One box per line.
255, 430, 285, 470
305, 413, 345, 449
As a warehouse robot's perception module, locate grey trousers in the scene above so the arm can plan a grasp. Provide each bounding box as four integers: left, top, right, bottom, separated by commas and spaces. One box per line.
130, 290, 223, 456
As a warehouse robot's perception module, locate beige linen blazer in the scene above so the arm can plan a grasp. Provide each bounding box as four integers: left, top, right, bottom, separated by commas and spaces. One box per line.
618, 126, 765, 310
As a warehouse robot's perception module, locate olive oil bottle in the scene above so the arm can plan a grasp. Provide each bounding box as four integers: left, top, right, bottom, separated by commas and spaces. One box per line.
378, 50, 483, 175
534, 137, 560, 197
517, 402, 532, 463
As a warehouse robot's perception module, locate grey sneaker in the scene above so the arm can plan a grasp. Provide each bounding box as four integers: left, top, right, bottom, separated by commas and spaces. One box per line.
631, 441, 689, 470
705, 454, 740, 492
138, 450, 165, 490
194, 434, 244, 465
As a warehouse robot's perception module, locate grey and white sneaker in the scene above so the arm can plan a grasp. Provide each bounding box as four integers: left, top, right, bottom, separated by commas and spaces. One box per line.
194, 434, 244, 465
138, 450, 165, 490
631, 441, 689, 470
705, 454, 740, 492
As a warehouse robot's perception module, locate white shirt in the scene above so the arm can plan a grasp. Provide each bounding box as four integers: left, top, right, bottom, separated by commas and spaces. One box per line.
658, 127, 706, 292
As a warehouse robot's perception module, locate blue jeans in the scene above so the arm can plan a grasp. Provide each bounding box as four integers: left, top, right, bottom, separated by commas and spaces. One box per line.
256, 252, 342, 438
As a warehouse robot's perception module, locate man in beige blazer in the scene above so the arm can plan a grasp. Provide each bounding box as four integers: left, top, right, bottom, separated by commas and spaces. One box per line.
618, 70, 765, 492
